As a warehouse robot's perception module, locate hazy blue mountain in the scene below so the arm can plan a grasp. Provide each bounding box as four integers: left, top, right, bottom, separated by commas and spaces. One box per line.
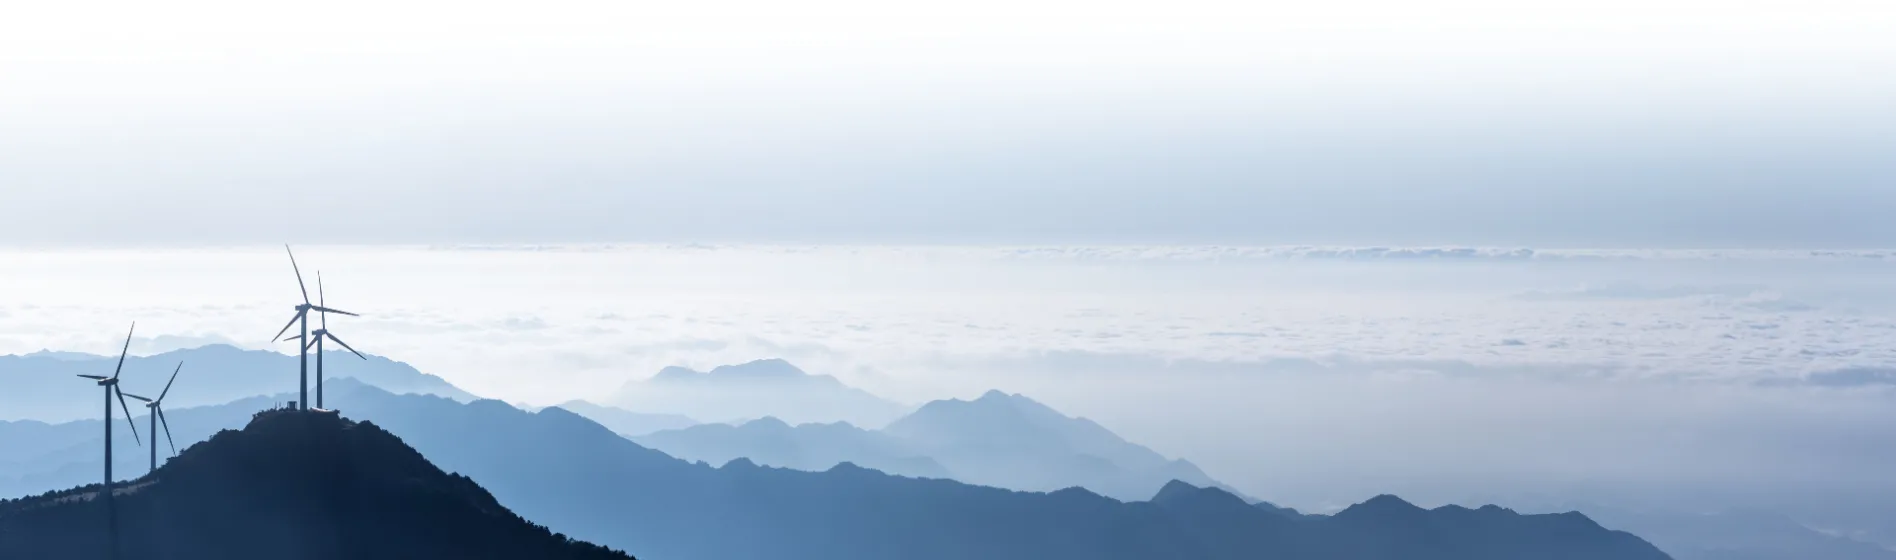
1574, 505, 1896, 560
0, 344, 476, 422
631, 390, 1231, 501
0, 408, 633, 560
0, 383, 1670, 560
0, 391, 282, 498
882, 389, 1229, 501
633, 417, 952, 479
345, 386, 1670, 560
607, 359, 908, 426
1254, 499, 1312, 519
551, 400, 697, 437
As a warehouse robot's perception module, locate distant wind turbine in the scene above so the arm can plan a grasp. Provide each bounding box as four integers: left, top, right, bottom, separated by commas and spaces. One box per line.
282, 271, 366, 410
271, 246, 356, 410
121, 361, 184, 474
74, 323, 141, 491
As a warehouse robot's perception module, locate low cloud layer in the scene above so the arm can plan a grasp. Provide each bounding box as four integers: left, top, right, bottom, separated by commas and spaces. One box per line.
4, 245, 1893, 397
3, 244, 1895, 522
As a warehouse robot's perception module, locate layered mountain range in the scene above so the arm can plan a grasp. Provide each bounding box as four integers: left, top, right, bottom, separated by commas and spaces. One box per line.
0, 379, 1669, 560
7, 349, 1871, 559
0, 344, 473, 422
606, 359, 908, 426
633, 389, 1229, 501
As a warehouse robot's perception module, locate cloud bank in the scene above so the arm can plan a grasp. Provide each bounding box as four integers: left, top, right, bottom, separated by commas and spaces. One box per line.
4, 244, 1896, 525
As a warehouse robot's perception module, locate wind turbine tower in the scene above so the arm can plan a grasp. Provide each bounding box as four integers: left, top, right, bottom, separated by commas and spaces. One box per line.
122, 362, 184, 474
271, 246, 356, 410
74, 323, 142, 491
284, 272, 366, 410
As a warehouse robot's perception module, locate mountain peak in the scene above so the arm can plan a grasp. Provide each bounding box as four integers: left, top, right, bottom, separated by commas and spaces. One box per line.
708, 359, 807, 378
1151, 479, 1206, 503
1362, 494, 1424, 511
1149, 480, 1252, 512
1333, 494, 1430, 523
0, 408, 633, 559
650, 365, 702, 383
646, 360, 817, 384
743, 416, 793, 430
970, 389, 1050, 410
615, 360, 905, 426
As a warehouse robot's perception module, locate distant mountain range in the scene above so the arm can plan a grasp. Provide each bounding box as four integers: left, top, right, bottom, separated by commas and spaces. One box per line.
890, 390, 1234, 500
547, 400, 697, 437
606, 359, 908, 426
0, 344, 476, 422
10, 378, 1886, 559
0, 381, 1670, 560
631, 389, 1229, 501
0, 408, 632, 560
634, 417, 953, 479
1569, 504, 1896, 560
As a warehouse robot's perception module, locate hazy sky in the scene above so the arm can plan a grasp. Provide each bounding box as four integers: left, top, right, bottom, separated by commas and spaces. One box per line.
7, 0, 1896, 532
4, 0, 1894, 246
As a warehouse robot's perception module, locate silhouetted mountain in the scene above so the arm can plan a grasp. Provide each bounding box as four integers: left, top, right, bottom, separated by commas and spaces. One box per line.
607, 359, 907, 426
0, 408, 632, 560
1573, 504, 1896, 560
880, 389, 1230, 500
1254, 499, 1310, 519
633, 417, 951, 478
1, 392, 279, 498
0, 344, 476, 422
1317, 494, 1665, 559
550, 400, 697, 437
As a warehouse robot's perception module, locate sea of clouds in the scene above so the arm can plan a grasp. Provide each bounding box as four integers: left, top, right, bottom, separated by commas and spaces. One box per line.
5, 244, 1896, 517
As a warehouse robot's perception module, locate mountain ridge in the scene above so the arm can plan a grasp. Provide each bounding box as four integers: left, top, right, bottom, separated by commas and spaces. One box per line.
0, 407, 633, 560
635, 388, 1238, 501
0, 344, 477, 422
0, 382, 1672, 560
549, 400, 697, 437
608, 358, 908, 426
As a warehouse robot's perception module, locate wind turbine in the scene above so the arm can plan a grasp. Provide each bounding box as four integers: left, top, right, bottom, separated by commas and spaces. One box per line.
282, 272, 366, 410
122, 362, 184, 474
271, 246, 356, 410
75, 323, 141, 491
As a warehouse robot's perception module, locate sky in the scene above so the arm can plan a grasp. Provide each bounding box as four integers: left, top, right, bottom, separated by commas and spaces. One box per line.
5, 0, 1896, 536
2, 0, 1894, 245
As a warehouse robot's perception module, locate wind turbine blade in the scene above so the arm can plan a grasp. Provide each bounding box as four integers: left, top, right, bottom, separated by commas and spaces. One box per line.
158, 362, 182, 402
116, 387, 141, 447
77, 374, 108, 380
112, 322, 135, 380
326, 332, 368, 360
272, 310, 305, 342
158, 408, 177, 456
305, 337, 318, 352
319, 271, 328, 330
286, 245, 311, 305
309, 306, 358, 317
122, 392, 152, 403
